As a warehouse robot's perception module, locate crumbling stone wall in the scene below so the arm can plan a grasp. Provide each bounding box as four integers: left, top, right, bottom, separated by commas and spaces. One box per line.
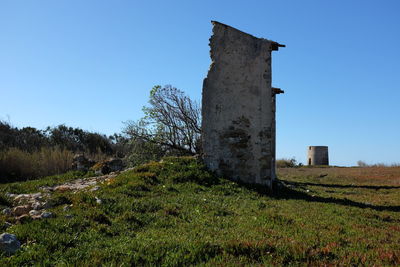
202, 21, 284, 189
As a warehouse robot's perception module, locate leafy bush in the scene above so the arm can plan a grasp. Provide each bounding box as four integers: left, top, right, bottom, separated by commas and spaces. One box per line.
276, 158, 298, 168
0, 121, 128, 157
0, 120, 131, 182
357, 160, 368, 167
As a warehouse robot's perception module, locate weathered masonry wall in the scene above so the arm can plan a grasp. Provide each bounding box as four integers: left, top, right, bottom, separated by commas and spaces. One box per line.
202, 21, 284, 189
307, 146, 329, 166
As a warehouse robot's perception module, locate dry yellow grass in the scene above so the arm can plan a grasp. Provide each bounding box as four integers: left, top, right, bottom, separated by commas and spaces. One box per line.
0, 147, 74, 181
278, 166, 400, 186
278, 166, 400, 207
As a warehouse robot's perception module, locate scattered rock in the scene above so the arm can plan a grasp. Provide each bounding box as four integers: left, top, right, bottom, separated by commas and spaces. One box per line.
72, 154, 95, 171
41, 212, 53, 219
31, 201, 43, 210
40, 186, 53, 193
64, 214, 73, 219
63, 204, 73, 212
2, 208, 11, 216
14, 193, 42, 204
42, 202, 53, 209
5, 193, 16, 199
0, 233, 20, 254
16, 214, 31, 223
92, 158, 124, 175
107, 158, 124, 172
95, 197, 102, 204
29, 210, 41, 217
54, 185, 73, 192
90, 186, 100, 192
13, 194, 29, 202
29, 193, 43, 200
39, 173, 117, 193
9, 193, 48, 208
13, 205, 31, 216
2, 166, 131, 224
3, 222, 12, 229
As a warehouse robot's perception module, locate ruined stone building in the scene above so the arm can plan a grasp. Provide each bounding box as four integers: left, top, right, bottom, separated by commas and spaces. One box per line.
307, 146, 329, 166
202, 21, 284, 190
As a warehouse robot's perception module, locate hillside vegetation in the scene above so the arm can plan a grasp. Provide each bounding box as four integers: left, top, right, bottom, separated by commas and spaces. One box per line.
0, 157, 399, 265
0, 121, 129, 182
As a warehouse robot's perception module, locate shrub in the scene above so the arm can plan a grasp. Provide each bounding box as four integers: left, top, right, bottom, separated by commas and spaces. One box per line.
356, 161, 400, 167
357, 160, 367, 167
276, 158, 297, 168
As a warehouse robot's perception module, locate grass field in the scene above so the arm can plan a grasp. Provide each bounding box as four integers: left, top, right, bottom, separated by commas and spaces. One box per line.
0, 157, 399, 266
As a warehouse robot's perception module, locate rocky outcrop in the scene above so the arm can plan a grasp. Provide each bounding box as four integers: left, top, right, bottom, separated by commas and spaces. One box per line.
71, 154, 95, 171
91, 158, 124, 175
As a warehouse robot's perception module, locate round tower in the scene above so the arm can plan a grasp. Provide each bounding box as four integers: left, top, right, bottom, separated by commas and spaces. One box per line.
307, 146, 329, 166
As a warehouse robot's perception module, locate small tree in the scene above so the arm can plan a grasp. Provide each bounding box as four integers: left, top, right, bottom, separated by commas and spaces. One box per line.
124, 85, 201, 165
276, 158, 298, 168
357, 160, 368, 167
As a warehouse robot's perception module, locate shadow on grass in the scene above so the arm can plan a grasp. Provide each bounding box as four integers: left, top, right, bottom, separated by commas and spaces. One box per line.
237, 181, 400, 213
286, 181, 400, 190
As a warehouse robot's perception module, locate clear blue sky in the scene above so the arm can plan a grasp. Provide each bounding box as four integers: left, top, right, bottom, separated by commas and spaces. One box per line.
1, 0, 399, 166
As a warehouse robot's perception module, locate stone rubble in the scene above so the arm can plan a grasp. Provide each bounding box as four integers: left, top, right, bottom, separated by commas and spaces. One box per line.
0, 233, 21, 254
40, 173, 117, 193
28, 210, 41, 217
71, 154, 95, 171
92, 158, 124, 175
13, 205, 31, 216
1, 172, 119, 227
2, 208, 11, 216
41, 212, 53, 219
3, 222, 12, 229
63, 204, 73, 212
71, 154, 125, 175
31, 201, 43, 210
16, 214, 30, 223
0, 167, 130, 250
95, 197, 102, 204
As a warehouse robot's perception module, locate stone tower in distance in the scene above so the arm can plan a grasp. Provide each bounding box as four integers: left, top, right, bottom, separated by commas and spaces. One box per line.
202, 21, 284, 190
307, 146, 329, 166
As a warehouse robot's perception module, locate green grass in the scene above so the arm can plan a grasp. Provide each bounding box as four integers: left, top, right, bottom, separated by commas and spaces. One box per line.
0, 157, 399, 266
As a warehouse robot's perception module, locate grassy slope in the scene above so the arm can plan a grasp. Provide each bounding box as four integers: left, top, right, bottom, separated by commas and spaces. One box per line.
0, 157, 399, 266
